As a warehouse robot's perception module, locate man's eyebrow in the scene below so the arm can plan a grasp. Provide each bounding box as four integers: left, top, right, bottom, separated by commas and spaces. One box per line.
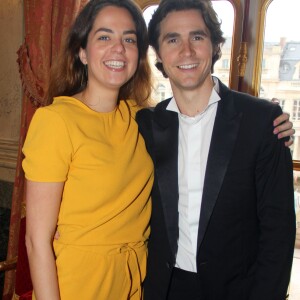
190, 30, 209, 37
161, 30, 209, 42
94, 27, 137, 35
161, 32, 180, 42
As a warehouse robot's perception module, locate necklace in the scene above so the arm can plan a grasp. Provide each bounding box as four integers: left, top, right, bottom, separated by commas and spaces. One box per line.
81, 93, 101, 107
83, 99, 100, 107
80, 92, 118, 112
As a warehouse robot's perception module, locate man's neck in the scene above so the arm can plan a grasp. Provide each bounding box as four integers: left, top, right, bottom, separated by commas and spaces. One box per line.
171, 77, 214, 117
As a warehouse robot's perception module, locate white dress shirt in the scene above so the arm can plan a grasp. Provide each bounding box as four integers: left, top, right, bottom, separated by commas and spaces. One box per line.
166, 79, 221, 272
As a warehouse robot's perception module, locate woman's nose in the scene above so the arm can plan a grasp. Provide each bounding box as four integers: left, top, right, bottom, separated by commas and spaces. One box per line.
112, 39, 125, 53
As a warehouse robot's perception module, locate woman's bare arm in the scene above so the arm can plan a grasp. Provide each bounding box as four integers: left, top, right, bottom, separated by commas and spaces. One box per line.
25, 180, 64, 300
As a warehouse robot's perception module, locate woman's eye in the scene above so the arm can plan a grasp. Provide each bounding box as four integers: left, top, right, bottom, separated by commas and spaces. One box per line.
125, 37, 137, 44
98, 36, 109, 41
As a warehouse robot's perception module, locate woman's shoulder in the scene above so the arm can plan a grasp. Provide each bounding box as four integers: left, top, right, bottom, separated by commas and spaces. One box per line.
29, 97, 82, 132
51, 96, 80, 109
37, 96, 82, 117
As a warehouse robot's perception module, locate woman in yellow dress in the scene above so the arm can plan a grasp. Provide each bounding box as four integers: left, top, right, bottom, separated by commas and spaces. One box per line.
23, 1, 153, 299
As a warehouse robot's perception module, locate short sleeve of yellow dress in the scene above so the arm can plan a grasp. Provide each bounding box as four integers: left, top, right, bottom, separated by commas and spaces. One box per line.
22, 97, 154, 300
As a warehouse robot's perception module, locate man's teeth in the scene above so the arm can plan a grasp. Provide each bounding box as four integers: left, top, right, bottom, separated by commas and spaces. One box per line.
178, 64, 198, 69
104, 61, 125, 68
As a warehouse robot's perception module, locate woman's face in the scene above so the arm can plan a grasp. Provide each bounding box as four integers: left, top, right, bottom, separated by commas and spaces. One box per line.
79, 5, 138, 92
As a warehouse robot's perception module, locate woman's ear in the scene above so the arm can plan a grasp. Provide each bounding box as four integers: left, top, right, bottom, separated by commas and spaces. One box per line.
79, 47, 88, 65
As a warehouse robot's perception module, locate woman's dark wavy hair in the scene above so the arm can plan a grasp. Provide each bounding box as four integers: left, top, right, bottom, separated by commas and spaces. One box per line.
148, 0, 226, 78
47, 0, 152, 106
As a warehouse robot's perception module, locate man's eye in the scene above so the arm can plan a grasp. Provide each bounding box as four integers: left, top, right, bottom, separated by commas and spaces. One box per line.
194, 35, 204, 41
168, 38, 177, 44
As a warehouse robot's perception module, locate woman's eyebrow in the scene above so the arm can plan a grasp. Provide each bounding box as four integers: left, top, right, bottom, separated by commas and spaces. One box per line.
93, 28, 137, 35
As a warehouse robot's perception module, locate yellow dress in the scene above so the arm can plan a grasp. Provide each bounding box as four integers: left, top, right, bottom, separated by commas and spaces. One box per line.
22, 97, 154, 300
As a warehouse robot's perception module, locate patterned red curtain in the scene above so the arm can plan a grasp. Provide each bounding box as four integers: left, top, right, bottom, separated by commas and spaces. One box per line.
2, 1, 88, 299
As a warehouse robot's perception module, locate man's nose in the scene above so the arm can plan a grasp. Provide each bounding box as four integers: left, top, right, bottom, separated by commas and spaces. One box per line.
180, 41, 195, 57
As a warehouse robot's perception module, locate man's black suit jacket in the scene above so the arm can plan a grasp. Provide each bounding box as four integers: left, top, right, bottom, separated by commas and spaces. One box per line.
136, 79, 296, 300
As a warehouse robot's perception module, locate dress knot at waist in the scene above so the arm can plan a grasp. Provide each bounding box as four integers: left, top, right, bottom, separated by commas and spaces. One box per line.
53, 239, 147, 255
52, 240, 148, 299
117, 241, 146, 253
119, 242, 145, 299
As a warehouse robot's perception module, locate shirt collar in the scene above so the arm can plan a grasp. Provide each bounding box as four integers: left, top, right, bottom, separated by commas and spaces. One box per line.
167, 77, 221, 116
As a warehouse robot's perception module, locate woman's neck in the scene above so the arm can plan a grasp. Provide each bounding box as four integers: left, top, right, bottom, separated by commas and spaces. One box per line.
76, 86, 119, 113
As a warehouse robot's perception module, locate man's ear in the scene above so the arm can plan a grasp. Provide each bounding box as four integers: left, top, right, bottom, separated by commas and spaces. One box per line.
155, 50, 162, 63
213, 45, 220, 57
79, 47, 88, 65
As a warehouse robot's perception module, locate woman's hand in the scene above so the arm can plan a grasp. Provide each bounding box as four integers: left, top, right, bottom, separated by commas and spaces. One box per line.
273, 112, 295, 147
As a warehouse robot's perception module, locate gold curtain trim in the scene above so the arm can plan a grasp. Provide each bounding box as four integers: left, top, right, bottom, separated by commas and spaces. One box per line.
0, 257, 18, 272
12, 292, 20, 300
17, 43, 46, 108
21, 202, 26, 218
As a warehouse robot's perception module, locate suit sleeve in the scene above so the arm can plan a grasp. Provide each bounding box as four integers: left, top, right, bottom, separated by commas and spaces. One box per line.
250, 104, 295, 300
136, 108, 154, 155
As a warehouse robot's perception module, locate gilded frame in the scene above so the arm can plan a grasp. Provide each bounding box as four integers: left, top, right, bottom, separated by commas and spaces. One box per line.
252, 0, 271, 97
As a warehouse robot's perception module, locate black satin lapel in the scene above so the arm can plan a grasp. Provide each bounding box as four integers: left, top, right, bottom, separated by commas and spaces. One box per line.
197, 95, 242, 252
152, 109, 179, 256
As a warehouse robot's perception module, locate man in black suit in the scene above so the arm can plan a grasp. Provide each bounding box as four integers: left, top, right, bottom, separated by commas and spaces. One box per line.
136, 0, 296, 299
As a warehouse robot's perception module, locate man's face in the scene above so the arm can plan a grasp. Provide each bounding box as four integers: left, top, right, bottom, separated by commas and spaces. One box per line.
157, 9, 214, 94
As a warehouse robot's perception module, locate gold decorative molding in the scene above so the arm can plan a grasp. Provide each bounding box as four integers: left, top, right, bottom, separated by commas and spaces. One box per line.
0, 138, 18, 169
227, 0, 242, 90
252, 0, 272, 97
293, 160, 300, 171
237, 42, 248, 77
136, 0, 242, 12
136, 0, 159, 10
